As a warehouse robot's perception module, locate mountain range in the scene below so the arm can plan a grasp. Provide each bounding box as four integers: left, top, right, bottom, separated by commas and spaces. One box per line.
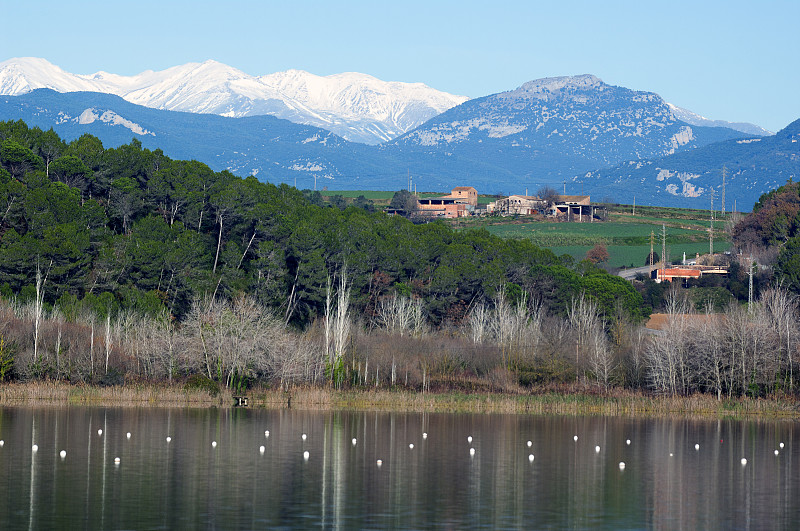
0, 57, 797, 210
0, 57, 467, 145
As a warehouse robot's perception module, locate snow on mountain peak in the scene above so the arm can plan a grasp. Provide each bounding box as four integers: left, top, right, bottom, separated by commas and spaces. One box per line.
0, 57, 468, 144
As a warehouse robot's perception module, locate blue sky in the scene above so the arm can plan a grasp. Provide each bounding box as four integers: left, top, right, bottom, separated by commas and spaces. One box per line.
2, 0, 797, 132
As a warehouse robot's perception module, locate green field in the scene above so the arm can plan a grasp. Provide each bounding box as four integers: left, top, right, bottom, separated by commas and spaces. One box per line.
320, 190, 395, 200
470, 211, 727, 268
548, 241, 730, 269
482, 222, 711, 247
314, 192, 728, 268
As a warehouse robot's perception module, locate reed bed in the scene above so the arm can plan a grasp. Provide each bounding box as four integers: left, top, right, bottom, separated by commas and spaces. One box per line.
1, 382, 798, 420
249, 386, 800, 420
0, 381, 229, 407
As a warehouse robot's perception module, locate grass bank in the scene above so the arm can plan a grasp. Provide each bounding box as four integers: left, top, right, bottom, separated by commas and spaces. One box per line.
2, 382, 797, 420
251, 386, 799, 420
0, 381, 231, 407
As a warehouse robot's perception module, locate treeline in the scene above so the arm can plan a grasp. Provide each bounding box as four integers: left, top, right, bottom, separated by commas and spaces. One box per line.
0, 120, 643, 324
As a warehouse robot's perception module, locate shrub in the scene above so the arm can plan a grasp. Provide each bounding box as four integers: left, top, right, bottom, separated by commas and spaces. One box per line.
184, 373, 220, 397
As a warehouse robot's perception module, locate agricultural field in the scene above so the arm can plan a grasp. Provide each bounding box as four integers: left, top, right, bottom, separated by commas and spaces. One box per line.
482, 221, 707, 247
462, 205, 729, 269
313, 192, 729, 270
548, 241, 730, 269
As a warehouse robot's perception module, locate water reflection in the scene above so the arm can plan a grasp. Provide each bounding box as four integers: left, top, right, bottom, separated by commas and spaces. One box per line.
0, 406, 797, 529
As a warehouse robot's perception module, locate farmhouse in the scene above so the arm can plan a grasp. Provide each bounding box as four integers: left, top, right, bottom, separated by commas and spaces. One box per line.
486, 193, 601, 221
416, 186, 478, 218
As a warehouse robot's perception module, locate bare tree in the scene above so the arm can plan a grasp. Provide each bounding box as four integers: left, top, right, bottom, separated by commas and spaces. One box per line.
568, 293, 613, 387
645, 287, 691, 395
467, 302, 490, 344
331, 270, 352, 386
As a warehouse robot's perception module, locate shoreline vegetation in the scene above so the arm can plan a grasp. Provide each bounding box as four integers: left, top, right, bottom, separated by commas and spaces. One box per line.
1, 381, 798, 420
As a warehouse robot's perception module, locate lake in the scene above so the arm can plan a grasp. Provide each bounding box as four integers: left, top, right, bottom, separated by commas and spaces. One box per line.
0, 406, 797, 529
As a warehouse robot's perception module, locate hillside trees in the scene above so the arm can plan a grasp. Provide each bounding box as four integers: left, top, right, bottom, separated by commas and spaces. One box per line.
0, 121, 655, 387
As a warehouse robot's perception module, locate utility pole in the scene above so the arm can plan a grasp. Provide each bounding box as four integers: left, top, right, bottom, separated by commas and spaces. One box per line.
649, 230, 655, 270
721, 165, 727, 215
709, 187, 715, 255
661, 223, 667, 282
748, 254, 754, 312
633, 196, 636, 216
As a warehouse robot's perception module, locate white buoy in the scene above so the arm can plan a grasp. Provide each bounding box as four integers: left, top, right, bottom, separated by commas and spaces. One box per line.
573, 435, 578, 442
409, 443, 414, 449
626, 439, 631, 445
469, 447, 475, 456
775, 449, 779, 456
422, 432, 427, 439
527, 440, 532, 447
212, 441, 217, 448
114, 457, 120, 464
97, 429, 103, 436
126, 432, 131, 439
741, 458, 747, 466
670, 453, 673, 457
376, 459, 383, 467
595, 445, 600, 453
259, 445, 265, 454
467, 436, 472, 443
301, 433, 307, 441
528, 454, 534, 462
166, 436, 172, 443
352, 438, 357, 446
780, 442, 785, 449
59, 450, 66, 459
619, 462, 626, 470
32, 444, 38, 452
303, 450, 310, 460
695, 444, 700, 451
264, 430, 270, 438
0, 440, 4, 447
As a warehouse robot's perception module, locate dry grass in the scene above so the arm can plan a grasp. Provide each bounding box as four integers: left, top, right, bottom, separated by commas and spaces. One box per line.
249, 384, 800, 419
1, 381, 798, 420
0, 381, 230, 407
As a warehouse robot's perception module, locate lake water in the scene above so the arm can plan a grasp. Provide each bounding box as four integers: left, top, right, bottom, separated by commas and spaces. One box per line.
0, 406, 797, 529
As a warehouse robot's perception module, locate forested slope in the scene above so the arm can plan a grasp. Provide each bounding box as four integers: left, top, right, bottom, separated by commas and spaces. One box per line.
0, 120, 645, 325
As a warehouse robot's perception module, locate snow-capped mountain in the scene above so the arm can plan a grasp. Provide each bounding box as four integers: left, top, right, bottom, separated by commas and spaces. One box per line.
0, 57, 468, 144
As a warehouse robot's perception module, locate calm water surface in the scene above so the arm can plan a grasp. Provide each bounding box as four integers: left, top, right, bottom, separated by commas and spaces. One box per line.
0, 406, 797, 529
